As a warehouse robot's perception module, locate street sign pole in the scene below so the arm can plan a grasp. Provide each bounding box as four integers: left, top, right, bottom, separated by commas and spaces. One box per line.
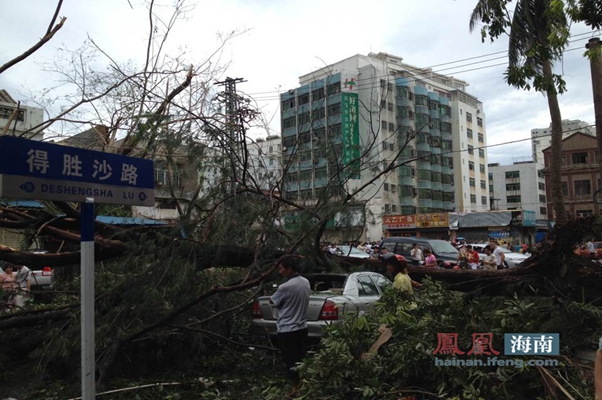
0, 136, 155, 399
80, 198, 95, 400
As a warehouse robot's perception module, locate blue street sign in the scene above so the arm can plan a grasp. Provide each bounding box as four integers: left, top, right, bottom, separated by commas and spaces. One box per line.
0, 136, 154, 206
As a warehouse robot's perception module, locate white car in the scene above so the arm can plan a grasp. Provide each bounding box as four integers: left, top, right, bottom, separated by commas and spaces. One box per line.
469, 244, 530, 268
336, 245, 370, 259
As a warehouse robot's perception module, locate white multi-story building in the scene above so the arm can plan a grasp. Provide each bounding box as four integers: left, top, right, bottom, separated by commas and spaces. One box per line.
0, 90, 43, 140
281, 52, 489, 240
247, 135, 282, 190
488, 161, 548, 220
531, 119, 594, 167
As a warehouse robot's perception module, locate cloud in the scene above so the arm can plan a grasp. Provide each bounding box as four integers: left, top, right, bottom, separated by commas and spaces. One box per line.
0, 0, 596, 167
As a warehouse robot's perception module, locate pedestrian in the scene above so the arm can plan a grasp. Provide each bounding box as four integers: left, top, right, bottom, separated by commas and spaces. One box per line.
14, 264, 31, 308
457, 245, 468, 269
482, 246, 497, 271
269, 255, 311, 387
423, 248, 437, 268
489, 239, 506, 269
379, 253, 421, 294
0, 264, 17, 311
410, 243, 423, 266
466, 245, 480, 270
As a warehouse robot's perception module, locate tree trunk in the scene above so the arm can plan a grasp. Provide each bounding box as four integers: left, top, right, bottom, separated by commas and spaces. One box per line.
543, 59, 568, 224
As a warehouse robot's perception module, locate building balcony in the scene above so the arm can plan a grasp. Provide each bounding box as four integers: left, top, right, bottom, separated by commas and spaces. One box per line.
398, 175, 415, 186
431, 200, 443, 209
400, 196, 416, 206
573, 193, 593, 201
417, 180, 432, 189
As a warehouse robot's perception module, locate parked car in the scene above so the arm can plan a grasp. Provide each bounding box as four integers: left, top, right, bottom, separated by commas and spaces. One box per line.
469, 244, 529, 268
251, 272, 391, 340
335, 245, 370, 259
380, 237, 459, 268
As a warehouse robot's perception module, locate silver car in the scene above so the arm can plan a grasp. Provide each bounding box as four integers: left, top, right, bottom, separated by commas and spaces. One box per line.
251, 272, 391, 340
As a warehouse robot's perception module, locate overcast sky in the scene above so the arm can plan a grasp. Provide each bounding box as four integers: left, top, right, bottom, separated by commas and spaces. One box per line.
1, 0, 599, 164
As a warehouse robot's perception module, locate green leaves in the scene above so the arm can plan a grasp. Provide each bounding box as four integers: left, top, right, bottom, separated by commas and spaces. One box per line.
295, 282, 600, 399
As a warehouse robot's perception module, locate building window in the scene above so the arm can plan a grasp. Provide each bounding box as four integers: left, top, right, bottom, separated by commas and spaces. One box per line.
382, 120, 387, 130
269, 146, 274, 154
478, 133, 484, 142
466, 112, 473, 122
468, 145, 474, 155
384, 203, 391, 213
298, 113, 310, 124
538, 182, 545, 191
539, 194, 546, 202
479, 149, 485, 158
481, 180, 486, 189
282, 98, 295, 110
283, 117, 296, 129
507, 195, 521, 203
577, 209, 593, 217
505, 171, 519, 179
391, 184, 397, 193
470, 194, 477, 204
269, 158, 274, 166
315, 168, 327, 179
388, 102, 394, 111
391, 204, 397, 213
388, 122, 395, 132
380, 79, 386, 88
327, 83, 340, 96
575, 180, 592, 195
388, 82, 393, 92
397, 87, 409, 98
299, 93, 309, 105
384, 182, 389, 191
481, 196, 487, 205
506, 183, 520, 191
327, 103, 341, 116
477, 117, 483, 127
469, 178, 475, 187
467, 129, 473, 138
415, 95, 428, 106
540, 207, 547, 215
572, 152, 589, 164
469, 161, 474, 171
480, 164, 485, 173
312, 88, 325, 101
441, 122, 452, 133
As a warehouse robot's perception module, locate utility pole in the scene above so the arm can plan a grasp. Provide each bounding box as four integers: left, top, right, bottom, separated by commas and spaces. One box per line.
586, 39, 602, 214
215, 77, 246, 195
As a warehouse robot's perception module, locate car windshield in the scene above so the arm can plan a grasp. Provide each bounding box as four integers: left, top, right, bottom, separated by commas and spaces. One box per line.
338, 246, 365, 256
430, 240, 458, 254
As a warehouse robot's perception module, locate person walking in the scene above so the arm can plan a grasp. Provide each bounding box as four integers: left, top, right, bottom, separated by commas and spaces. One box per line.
270, 255, 311, 387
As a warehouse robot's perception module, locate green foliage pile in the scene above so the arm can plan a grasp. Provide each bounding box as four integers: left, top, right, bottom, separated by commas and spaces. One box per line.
292, 280, 601, 400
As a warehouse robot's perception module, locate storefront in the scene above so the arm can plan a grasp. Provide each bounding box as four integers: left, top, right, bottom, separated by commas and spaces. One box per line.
383, 213, 449, 239
383, 215, 417, 237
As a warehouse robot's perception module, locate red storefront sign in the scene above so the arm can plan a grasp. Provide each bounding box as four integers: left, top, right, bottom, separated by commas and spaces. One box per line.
383, 215, 417, 229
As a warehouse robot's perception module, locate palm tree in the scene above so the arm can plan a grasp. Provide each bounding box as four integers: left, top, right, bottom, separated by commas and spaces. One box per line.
470, 0, 570, 223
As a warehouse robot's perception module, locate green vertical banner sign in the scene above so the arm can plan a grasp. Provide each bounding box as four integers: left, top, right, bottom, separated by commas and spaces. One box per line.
342, 92, 361, 179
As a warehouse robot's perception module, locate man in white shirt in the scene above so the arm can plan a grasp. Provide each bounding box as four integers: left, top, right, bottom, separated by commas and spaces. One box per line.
410, 243, 423, 266
489, 240, 506, 269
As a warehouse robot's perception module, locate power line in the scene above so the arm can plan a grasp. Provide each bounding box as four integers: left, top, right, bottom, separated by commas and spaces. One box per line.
245, 33, 599, 101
